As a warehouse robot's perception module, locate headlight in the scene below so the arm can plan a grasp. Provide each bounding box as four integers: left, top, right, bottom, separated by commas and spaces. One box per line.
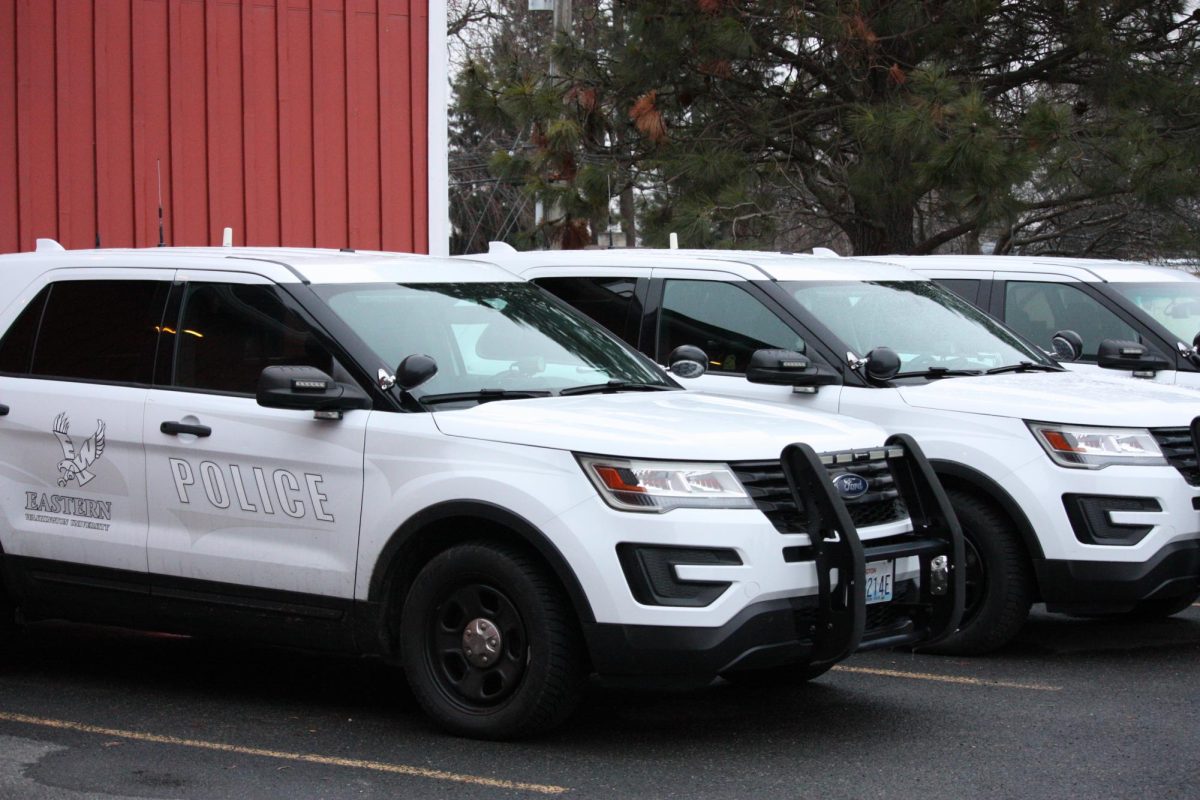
577, 455, 754, 513
1027, 422, 1167, 469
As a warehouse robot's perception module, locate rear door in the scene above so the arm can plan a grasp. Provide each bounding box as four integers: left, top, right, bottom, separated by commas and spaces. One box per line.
0, 272, 170, 584
143, 273, 368, 605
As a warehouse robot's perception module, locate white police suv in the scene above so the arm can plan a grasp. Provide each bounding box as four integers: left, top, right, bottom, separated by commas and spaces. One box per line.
861, 255, 1200, 389
479, 245, 1200, 655
0, 243, 962, 739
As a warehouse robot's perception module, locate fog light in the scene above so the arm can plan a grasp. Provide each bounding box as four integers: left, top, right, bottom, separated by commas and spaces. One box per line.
930, 555, 949, 596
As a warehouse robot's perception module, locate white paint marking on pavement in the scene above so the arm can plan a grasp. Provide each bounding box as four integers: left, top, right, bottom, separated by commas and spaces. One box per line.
832, 665, 1062, 691
0, 713, 570, 795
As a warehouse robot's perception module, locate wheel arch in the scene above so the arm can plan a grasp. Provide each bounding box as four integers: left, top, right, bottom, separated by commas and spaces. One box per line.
367, 500, 596, 656
929, 459, 1046, 563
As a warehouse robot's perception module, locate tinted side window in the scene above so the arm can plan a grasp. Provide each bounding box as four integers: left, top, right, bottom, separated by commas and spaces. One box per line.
30, 281, 167, 383
171, 283, 333, 395
658, 280, 805, 372
534, 276, 642, 347
935, 279, 981, 305
0, 285, 50, 374
1004, 281, 1138, 360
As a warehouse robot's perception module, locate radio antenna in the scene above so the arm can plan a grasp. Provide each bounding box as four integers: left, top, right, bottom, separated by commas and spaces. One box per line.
156, 159, 165, 247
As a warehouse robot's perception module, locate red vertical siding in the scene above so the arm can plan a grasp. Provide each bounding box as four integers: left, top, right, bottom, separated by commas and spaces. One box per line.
56, 0, 96, 248
94, 0, 135, 249
278, 0, 314, 246
1, 0, 431, 253
0, 1, 18, 253
16, 0, 58, 247
169, 0, 210, 245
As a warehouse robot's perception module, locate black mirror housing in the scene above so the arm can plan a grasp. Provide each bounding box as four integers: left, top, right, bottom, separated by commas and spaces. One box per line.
864, 346, 901, 381
1096, 339, 1171, 373
746, 349, 841, 388
397, 354, 439, 391
1051, 329, 1084, 362
668, 345, 708, 379
257, 366, 372, 412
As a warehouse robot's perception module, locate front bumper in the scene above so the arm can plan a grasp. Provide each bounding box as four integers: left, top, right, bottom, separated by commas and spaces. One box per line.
579, 435, 965, 682
1038, 539, 1200, 614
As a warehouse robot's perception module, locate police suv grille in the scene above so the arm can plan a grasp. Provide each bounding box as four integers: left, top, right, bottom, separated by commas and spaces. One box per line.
1150, 428, 1200, 486
730, 447, 908, 533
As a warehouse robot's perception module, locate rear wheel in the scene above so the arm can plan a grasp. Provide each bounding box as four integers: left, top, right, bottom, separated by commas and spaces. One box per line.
399, 542, 585, 740
923, 489, 1034, 656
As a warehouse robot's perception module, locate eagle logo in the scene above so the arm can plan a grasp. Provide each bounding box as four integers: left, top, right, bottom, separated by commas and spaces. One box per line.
52, 413, 106, 488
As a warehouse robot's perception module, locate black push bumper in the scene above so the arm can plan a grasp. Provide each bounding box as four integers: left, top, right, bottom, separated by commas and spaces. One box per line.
1038, 539, 1200, 614
582, 435, 964, 684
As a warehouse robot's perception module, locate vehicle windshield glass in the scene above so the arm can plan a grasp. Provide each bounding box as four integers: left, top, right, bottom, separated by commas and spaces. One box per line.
1110, 281, 1200, 343
783, 280, 1054, 374
313, 282, 670, 399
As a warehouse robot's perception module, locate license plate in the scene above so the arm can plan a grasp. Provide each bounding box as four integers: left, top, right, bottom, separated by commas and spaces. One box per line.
865, 559, 894, 604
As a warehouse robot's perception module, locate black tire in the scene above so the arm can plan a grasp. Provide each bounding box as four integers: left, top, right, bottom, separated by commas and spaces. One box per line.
1125, 590, 1200, 620
0, 591, 15, 649
399, 542, 585, 740
722, 660, 834, 688
922, 489, 1034, 656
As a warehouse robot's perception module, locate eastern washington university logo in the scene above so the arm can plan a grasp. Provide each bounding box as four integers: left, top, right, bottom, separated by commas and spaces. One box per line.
22, 412, 113, 531
52, 413, 106, 487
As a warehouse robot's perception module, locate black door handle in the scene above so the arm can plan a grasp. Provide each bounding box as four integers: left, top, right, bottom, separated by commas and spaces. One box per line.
0, 404, 8, 417
160, 421, 212, 438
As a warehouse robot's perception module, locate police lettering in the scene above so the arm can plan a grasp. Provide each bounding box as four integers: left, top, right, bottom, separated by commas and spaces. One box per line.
169, 459, 334, 523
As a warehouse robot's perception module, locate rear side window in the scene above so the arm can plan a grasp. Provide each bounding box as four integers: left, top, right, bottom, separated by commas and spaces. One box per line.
935, 279, 982, 305
0, 286, 50, 374
8, 281, 168, 384
170, 283, 334, 395
534, 276, 643, 347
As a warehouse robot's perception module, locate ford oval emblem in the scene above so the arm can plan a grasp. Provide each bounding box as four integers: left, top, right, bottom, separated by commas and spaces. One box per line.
831, 473, 869, 499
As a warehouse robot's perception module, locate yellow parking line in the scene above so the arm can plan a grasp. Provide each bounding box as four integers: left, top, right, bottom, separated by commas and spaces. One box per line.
832, 665, 1061, 691
0, 711, 569, 795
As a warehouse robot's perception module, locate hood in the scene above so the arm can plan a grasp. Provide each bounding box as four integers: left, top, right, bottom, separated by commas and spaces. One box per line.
897, 371, 1200, 427
432, 391, 888, 461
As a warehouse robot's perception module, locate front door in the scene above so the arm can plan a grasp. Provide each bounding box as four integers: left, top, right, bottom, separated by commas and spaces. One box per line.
144, 274, 367, 601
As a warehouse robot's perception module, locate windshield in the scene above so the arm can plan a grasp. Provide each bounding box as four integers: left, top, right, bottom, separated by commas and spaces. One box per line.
1110, 281, 1200, 344
783, 280, 1055, 374
314, 282, 671, 401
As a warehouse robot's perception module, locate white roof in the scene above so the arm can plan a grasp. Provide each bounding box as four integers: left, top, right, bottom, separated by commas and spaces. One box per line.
473, 246, 927, 283
858, 254, 1200, 284
0, 246, 518, 313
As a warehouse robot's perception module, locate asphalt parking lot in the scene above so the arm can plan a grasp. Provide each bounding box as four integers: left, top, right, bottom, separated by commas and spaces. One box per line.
0, 604, 1197, 800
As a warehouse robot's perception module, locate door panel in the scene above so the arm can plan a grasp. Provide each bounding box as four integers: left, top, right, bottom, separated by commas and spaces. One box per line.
144, 274, 367, 599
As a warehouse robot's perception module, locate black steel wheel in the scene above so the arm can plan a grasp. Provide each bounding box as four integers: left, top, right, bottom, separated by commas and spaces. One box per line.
399, 542, 585, 739
922, 489, 1034, 656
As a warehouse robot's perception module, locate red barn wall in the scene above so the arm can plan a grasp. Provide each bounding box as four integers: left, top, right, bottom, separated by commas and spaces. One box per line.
0, 0, 430, 254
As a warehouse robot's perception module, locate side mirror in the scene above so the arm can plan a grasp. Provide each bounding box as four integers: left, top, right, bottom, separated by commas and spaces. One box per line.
668, 345, 708, 379
397, 354, 438, 390
257, 366, 371, 414
1096, 340, 1171, 374
1192, 330, 1200, 352
1051, 330, 1084, 362
746, 349, 841, 389
864, 346, 901, 381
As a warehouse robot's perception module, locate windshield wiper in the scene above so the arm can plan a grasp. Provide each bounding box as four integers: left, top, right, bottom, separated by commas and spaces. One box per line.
558, 380, 674, 396
985, 362, 1062, 375
891, 367, 984, 380
419, 389, 552, 407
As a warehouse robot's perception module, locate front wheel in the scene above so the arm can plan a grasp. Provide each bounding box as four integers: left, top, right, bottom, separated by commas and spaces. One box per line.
922, 490, 1034, 656
399, 542, 585, 740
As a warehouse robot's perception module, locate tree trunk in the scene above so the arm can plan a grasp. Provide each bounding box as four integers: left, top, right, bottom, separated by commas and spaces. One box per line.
846, 203, 916, 255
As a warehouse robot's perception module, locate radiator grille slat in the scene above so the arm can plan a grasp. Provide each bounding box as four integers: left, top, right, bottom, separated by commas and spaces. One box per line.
731, 449, 908, 532
1151, 428, 1200, 486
